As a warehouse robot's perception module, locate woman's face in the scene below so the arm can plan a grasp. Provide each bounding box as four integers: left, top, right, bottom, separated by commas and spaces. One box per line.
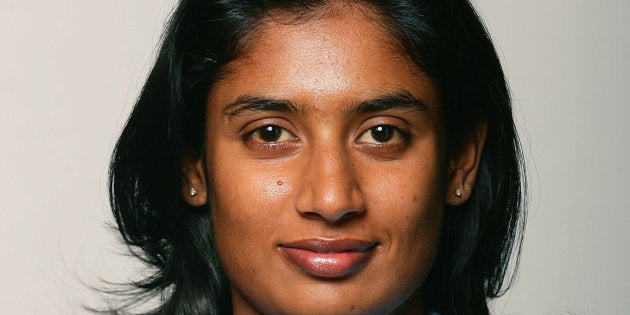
193, 5, 452, 315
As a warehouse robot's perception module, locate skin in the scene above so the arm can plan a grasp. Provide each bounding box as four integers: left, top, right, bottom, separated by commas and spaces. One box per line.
183, 4, 485, 315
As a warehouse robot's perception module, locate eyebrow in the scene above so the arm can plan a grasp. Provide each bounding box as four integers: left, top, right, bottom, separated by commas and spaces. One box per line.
223, 95, 301, 117
348, 90, 428, 115
222, 90, 429, 118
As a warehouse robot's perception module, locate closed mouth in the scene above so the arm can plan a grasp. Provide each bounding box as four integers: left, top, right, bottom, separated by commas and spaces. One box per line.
279, 238, 378, 278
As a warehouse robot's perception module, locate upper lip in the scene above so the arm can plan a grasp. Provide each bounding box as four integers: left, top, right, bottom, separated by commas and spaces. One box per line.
280, 238, 378, 253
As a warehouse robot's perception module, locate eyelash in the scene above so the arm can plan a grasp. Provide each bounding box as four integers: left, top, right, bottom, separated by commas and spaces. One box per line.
240, 123, 412, 155
356, 124, 411, 153
241, 124, 299, 152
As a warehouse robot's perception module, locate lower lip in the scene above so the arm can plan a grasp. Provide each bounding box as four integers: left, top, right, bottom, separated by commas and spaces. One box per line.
280, 247, 373, 278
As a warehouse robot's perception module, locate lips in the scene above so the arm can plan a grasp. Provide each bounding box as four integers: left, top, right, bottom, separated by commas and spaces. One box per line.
279, 238, 378, 278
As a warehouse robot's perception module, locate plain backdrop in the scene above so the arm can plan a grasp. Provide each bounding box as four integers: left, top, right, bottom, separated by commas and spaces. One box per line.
1, 1, 628, 314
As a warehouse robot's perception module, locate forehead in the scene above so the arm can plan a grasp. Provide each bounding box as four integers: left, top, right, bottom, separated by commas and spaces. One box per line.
210, 4, 437, 111
240, 3, 403, 56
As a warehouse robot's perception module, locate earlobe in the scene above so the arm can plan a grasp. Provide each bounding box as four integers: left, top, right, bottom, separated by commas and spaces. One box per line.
445, 120, 487, 206
182, 157, 208, 206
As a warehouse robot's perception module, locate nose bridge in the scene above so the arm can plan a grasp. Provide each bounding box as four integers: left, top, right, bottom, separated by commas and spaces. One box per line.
295, 138, 365, 222
315, 143, 352, 204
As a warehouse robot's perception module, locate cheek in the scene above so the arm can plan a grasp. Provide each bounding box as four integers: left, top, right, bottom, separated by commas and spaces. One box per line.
208, 154, 296, 267
210, 163, 293, 232
362, 157, 444, 214
348, 156, 443, 307
358, 150, 445, 252
370, 181, 443, 247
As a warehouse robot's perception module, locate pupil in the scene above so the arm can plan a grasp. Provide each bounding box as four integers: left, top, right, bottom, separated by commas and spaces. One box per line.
371, 125, 393, 143
260, 125, 281, 142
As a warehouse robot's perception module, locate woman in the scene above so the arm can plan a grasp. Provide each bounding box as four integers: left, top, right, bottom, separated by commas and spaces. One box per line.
108, 0, 526, 314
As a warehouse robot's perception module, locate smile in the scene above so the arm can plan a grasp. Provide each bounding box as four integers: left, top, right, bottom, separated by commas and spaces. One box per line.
279, 238, 378, 278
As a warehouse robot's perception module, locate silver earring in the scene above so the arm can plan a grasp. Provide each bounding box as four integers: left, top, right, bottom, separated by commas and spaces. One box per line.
190, 187, 197, 197
455, 188, 463, 197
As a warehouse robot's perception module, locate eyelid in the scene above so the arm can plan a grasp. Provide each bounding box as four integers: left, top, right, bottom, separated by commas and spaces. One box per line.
355, 115, 412, 140
356, 124, 409, 144
244, 124, 297, 143
353, 117, 414, 158
239, 121, 301, 157
239, 117, 297, 138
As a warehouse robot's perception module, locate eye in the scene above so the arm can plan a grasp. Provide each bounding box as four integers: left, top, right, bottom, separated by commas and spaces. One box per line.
357, 124, 407, 144
247, 124, 296, 143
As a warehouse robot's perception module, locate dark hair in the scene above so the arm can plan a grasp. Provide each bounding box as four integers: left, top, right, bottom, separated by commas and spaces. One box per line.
108, 0, 526, 314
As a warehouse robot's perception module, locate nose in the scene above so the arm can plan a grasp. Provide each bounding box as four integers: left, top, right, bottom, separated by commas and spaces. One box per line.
294, 143, 366, 223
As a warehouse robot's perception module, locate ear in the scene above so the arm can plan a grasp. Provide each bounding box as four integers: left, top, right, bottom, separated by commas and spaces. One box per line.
182, 156, 208, 206
445, 120, 487, 206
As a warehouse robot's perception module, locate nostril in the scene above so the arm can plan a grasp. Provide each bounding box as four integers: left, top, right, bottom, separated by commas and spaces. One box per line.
300, 211, 321, 220
339, 209, 362, 221
299, 208, 364, 223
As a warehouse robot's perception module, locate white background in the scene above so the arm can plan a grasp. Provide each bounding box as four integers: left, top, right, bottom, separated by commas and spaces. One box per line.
1, 1, 628, 314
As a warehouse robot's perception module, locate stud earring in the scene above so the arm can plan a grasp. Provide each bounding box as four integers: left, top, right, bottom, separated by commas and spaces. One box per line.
190, 187, 197, 197
455, 187, 463, 197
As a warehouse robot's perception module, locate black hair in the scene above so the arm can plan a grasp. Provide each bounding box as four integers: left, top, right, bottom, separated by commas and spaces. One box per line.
108, 0, 526, 314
